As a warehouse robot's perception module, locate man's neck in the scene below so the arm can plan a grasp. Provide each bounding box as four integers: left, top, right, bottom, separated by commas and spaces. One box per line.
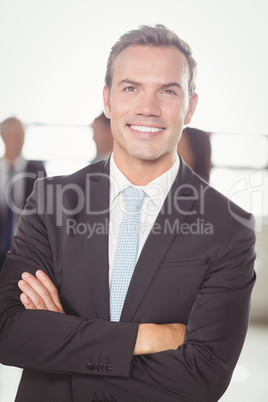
113, 152, 176, 186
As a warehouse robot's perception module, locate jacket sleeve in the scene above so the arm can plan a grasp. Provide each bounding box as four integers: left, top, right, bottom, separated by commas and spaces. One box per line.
0, 179, 139, 378
131, 220, 256, 401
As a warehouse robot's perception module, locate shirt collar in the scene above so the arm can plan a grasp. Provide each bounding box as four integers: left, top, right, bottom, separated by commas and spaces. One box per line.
144, 155, 179, 207
109, 153, 180, 207
109, 154, 132, 206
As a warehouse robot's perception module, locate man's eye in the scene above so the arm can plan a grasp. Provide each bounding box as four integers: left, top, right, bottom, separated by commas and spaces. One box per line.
164, 89, 176, 95
125, 87, 136, 92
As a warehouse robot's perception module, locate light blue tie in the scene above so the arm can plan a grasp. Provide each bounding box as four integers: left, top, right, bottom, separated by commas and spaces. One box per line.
110, 186, 146, 322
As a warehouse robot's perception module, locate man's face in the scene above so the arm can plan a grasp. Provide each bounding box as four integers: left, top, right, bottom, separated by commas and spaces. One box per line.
103, 45, 197, 169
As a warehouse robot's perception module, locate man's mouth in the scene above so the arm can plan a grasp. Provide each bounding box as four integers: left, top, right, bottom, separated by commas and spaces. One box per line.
129, 125, 164, 133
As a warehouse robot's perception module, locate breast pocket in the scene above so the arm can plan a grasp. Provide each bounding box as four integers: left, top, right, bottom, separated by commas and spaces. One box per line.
138, 258, 210, 324
160, 257, 209, 269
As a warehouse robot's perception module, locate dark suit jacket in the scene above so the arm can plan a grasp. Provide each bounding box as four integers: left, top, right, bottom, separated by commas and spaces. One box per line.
24, 160, 46, 202
0, 160, 46, 270
0, 159, 256, 402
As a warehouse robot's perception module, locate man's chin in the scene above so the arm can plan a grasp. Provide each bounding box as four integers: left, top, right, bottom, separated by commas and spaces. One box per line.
129, 151, 162, 162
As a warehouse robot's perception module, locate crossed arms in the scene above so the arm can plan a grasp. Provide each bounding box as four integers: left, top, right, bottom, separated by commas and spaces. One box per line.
0, 177, 256, 401
18, 270, 186, 356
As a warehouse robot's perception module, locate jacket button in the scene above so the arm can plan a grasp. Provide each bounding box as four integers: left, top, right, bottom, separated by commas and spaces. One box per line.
104, 364, 112, 372
96, 364, 103, 372
87, 362, 95, 371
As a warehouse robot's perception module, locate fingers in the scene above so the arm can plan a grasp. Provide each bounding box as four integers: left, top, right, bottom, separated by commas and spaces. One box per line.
35, 270, 64, 312
18, 271, 65, 314
18, 276, 48, 310
20, 292, 37, 310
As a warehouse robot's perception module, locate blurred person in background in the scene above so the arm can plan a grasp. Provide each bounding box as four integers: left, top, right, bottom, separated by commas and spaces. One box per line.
91, 111, 114, 163
177, 126, 212, 182
0, 117, 46, 270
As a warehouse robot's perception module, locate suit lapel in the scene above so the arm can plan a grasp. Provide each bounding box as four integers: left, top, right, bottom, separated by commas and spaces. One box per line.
120, 160, 198, 322
83, 160, 111, 320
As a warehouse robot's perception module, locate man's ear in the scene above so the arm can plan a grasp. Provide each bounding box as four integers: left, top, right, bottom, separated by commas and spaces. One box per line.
184, 92, 198, 125
103, 85, 111, 118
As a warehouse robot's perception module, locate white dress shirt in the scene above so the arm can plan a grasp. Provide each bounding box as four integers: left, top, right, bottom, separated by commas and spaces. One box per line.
108, 153, 180, 286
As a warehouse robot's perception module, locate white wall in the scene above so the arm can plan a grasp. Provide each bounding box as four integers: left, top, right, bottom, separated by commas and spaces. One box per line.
0, 0, 267, 135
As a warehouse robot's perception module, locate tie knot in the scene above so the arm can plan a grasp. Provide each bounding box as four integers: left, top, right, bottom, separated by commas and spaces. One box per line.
123, 186, 146, 213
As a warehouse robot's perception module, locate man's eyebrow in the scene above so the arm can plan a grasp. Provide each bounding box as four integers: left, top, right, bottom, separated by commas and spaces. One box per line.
117, 79, 141, 87
116, 80, 183, 90
161, 82, 183, 90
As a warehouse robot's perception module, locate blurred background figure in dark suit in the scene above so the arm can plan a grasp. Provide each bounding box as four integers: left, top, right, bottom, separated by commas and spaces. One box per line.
91, 112, 114, 163
0, 117, 46, 270
177, 126, 212, 182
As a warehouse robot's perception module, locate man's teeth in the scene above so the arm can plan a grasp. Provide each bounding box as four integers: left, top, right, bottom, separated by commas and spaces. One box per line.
130, 125, 163, 133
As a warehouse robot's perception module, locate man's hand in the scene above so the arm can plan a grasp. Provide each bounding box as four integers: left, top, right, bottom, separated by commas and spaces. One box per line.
18, 270, 65, 314
133, 323, 186, 355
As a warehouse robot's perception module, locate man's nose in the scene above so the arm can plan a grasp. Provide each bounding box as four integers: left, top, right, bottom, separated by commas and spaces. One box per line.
134, 91, 161, 117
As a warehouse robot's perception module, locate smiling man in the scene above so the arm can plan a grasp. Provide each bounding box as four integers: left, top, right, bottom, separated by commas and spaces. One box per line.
103, 45, 197, 181
0, 25, 255, 402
